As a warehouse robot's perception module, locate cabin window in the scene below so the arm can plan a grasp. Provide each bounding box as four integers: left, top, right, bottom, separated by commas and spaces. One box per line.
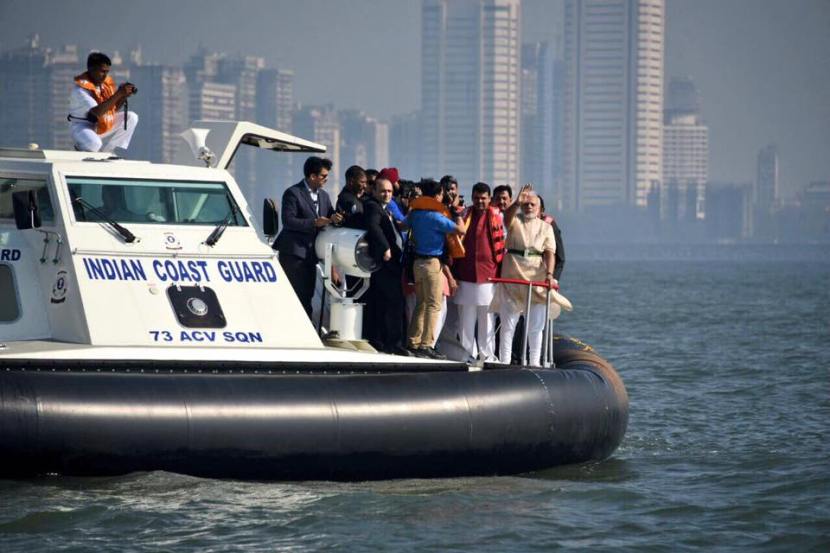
0, 177, 54, 224
65, 177, 248, 227
0, 265, 20, 322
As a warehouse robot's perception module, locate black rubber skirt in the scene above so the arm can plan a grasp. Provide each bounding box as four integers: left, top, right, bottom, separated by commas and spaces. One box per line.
0, 336, 628, 480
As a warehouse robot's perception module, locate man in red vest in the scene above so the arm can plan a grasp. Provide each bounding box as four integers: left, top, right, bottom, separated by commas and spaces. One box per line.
452, 182, 505, 362
68, 52, 138, 153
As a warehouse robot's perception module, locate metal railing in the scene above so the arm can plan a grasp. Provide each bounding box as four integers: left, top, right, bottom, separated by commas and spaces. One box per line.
489, 276, 560, 368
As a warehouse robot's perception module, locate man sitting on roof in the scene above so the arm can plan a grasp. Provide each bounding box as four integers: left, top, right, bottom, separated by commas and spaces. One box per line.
68, 52, 138, 153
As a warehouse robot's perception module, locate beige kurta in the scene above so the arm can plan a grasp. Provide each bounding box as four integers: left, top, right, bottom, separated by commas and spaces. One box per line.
490, 216, 561, 318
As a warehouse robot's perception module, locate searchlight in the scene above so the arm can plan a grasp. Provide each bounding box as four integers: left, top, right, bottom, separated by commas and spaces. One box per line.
314, 226, 379, 341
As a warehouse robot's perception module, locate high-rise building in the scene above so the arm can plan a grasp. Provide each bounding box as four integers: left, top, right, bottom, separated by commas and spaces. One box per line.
374, 122, 390, 171
127, 64, 187, 163
188, 81, 236, 122
389, 112, 422, 180
563, 0, 664, 211
294, 105, 341, 193
0, 35, 50, 149
257, 69, 294, 134
665, 76, 700, 121
184, 50, 236, 123
216, 56, 266, 188
339, 110, 389, 172
217, 57, 264, 122
256, 68, 295, 189
756, 145, 779, 213
47, 45, 80, 151
753, 144, 780, 239
521, 42, 560, 206
421, 0, 521, 190
184, 49, 222, 85
663, 77, 708, 222
706, 182, 753, 241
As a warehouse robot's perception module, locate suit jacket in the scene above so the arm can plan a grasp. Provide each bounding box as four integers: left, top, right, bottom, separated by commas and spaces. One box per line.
336, 188, 366, 229
274, 180, 334, 260
551, 219, 565, 280
364, 197, 402, 266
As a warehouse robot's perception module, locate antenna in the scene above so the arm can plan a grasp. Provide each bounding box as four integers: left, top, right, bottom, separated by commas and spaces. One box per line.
180, 128, 215, 167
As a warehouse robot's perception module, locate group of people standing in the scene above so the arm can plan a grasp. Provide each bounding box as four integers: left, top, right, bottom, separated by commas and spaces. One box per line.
274, 156, 565, 367
67, 51, 567, 367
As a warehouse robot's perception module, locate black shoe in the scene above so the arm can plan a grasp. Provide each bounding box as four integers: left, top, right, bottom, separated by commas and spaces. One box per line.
419, 347, 447, 360
391, 345, 413, 357
407, 346, 429, 358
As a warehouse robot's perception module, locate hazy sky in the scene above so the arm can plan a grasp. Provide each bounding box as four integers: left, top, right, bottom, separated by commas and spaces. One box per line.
1, 0, 828, 198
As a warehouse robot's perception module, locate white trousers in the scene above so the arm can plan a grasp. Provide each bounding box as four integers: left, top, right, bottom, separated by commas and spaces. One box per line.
71, 111, 138, 153
458, 304, 495, 360
499, 305, 548, 367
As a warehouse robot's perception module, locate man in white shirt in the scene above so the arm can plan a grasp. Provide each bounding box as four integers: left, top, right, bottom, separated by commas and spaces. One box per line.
68, 52, 138, 153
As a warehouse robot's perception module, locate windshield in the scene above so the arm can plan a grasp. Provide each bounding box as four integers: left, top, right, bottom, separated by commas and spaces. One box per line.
66, 177, 247, 227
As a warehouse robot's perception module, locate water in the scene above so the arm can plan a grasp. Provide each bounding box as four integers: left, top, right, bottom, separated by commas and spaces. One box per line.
1, 245, 828, 552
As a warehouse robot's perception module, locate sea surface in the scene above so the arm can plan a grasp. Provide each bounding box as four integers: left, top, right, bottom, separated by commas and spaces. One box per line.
1, 244, 828, 552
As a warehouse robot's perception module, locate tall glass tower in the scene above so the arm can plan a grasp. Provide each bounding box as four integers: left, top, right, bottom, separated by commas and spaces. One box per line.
421, 0, 522, 189
563, 0, 664, 211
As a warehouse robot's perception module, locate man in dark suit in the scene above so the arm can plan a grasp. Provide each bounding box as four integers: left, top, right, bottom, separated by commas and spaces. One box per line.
363, 176, 406, 354
274, 156, 342, 319
336, 165, 367, 229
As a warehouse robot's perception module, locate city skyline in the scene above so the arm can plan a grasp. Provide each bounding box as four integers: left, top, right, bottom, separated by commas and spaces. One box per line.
1, 0, 827, 201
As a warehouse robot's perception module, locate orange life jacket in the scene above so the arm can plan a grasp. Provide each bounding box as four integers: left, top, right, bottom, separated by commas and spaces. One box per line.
408, 196, 466, 259
74, 72, 117, 135
463, 206, 506, 264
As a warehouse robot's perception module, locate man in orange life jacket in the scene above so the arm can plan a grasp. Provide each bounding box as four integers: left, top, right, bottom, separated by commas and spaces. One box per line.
68, 52, 138, 153
452, 182, 505, 362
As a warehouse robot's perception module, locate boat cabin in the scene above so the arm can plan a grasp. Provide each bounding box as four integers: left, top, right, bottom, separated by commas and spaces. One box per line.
0, 122, 332, 351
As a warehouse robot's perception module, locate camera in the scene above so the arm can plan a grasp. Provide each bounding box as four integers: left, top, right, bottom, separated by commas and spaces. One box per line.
399, 180, 420, 201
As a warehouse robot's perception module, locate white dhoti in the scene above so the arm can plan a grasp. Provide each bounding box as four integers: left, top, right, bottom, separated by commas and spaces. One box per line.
71, 111, 138, 153
453, 281, 495, 361
499, 304, 548, 367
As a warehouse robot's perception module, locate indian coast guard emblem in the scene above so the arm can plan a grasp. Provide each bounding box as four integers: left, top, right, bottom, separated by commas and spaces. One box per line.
50, 270, 68, 304
164, 232, 182, 250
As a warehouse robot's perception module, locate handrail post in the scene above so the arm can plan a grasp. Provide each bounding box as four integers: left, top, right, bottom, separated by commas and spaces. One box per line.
543, 286, 552, 367
489, 276, 565, 368
521, 282, 532, 367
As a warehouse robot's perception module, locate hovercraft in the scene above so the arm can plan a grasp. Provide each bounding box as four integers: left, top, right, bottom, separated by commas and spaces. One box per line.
0, 122, 627, 480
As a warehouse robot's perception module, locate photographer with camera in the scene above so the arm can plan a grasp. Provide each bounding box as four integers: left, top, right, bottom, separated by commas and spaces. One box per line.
68, 52, 138, 153
440, 174, 465, 216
